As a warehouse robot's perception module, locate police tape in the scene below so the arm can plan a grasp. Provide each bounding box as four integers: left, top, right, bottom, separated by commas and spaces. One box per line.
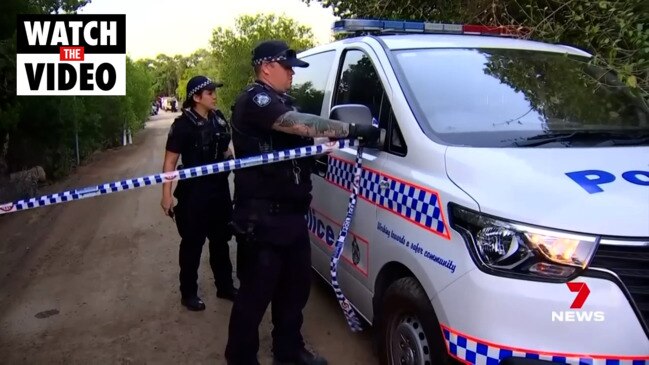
329, 142, 365, 332
329, 117, 379, 332
0, 139, 358, 216
0, 133, 368, 332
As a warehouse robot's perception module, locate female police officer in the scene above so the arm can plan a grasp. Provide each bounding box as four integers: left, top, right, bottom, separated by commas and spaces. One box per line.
161, 76, 237, 311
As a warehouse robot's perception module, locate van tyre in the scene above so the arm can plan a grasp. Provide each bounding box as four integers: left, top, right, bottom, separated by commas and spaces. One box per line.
378, 277, 451, 365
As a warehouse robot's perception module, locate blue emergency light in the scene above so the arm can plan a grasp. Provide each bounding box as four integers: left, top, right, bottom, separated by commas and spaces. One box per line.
332, 18, 525, 37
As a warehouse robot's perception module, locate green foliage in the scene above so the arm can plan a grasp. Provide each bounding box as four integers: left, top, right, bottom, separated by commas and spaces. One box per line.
0, 0, 158, 185
208, 14, 315, 117
291, 82, 325, 115
125, 57, 155, 131
503, 0, 648, 102
302, 0, 648, 102
176, 48, 219, 102
30, 0, 93, 14
5, 56, 154, 179
481, 50, 647, 131
138, 54, 188, 97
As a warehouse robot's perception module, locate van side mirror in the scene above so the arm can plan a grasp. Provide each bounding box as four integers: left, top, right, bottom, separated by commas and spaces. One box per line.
329, 104, 386, 149
329, 104, 373, 126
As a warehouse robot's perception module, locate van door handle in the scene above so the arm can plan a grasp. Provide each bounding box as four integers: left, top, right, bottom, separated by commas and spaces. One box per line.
314, 156, 328, 177
379, 179, 389, 190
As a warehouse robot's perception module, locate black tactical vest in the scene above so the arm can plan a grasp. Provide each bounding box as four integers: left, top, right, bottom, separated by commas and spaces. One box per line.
231, 82, 315, 204
174, 109, 231, 198
179, 108, 230, 168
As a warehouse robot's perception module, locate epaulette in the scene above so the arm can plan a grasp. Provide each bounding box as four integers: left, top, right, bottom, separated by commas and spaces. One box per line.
245, 83, 265, 96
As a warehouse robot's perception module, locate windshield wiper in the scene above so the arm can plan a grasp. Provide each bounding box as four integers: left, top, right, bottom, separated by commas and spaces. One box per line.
597, 135, 649, 146
514, 131, 649, 147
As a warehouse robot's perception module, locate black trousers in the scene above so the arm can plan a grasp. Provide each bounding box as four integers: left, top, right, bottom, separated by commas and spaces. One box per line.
225, 210, 312, 364
174, 193, 235, 298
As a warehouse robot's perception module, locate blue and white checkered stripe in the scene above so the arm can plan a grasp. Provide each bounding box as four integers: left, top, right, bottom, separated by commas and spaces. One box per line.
443, 327, 649, 365
326, 159, 447, 237
0, 139, 358, 216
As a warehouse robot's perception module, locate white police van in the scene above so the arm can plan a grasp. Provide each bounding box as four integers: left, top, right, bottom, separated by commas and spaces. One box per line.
291, 18, 649, 365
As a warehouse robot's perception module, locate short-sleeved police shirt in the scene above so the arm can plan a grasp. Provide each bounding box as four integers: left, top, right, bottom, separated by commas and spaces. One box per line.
231, 81, 314, 204
235, 83, 292, 136
165, 118, 188, 154
165, 111, 230, 200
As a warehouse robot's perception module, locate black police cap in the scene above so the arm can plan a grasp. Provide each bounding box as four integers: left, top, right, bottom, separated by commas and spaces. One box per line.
251, 40, 309, 68
183, 76, 223, 108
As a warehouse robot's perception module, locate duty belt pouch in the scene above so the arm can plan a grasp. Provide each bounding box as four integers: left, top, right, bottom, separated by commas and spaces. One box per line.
236, 201, 309, 248
230, 208, 259, 245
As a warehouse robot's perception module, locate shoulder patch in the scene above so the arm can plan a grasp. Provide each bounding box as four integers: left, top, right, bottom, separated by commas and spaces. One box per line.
252, 92, 271, 107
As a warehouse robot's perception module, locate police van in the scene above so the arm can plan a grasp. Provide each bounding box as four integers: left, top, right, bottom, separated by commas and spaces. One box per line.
291, 19, 649, 364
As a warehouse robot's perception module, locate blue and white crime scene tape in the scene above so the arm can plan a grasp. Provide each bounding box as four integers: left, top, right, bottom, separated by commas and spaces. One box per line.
329, 117, 379, 332
329, 143, 365, 332
0, 134, 372, 333
0, 139, 357, 215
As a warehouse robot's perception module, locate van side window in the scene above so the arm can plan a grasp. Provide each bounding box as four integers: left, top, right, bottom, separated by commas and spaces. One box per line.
290, 51, 336, 115
333, 49, 407, 156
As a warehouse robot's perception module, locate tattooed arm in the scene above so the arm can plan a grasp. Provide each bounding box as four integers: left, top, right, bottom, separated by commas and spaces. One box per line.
272, 111, 350, 138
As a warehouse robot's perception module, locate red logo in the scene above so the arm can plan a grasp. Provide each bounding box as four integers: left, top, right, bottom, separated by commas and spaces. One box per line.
163, 173, 177, 181
566, 282, 590, 309
0, 203, 14, 212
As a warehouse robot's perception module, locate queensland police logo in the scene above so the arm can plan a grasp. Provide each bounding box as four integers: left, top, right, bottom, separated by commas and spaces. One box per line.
252, 92, 271, 107
16, 14, 126, 96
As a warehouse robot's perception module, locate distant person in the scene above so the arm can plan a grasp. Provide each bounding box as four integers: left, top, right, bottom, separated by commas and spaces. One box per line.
161, 76, 237, 311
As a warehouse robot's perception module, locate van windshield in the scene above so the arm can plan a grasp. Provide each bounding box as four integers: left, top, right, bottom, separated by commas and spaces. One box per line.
393, 48, 649, 147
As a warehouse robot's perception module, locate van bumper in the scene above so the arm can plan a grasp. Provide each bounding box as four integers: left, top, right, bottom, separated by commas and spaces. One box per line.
434, 269, 649, 363
499, 359, 558, 365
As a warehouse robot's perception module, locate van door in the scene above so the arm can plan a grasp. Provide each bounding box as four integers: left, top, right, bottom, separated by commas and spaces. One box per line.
308, 46, 400, 314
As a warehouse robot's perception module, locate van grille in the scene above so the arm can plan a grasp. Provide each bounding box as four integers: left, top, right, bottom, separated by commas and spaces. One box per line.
589, 241, 649, 333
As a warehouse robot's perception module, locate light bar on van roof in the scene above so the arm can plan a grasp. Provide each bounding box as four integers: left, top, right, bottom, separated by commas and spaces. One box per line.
332, 19, 525, 37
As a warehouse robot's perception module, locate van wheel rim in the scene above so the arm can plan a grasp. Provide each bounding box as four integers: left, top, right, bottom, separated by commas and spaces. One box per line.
388, 314, 431, 365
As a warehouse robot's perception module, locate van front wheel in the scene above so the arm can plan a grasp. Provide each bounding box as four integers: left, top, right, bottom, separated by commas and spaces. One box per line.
378, 277, 451, 365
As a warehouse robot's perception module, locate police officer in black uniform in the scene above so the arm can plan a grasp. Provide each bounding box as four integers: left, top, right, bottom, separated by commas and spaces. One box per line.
161, 76, 238, 311
224, 40, 380, 365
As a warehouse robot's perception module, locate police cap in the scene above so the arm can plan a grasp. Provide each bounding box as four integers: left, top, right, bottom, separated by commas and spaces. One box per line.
251, 40, 309, 68
183, 75, 223, 108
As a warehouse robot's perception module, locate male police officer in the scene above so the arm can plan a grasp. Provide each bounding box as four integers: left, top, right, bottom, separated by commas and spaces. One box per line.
224, 40, 379, 365
161, 76, 238, 311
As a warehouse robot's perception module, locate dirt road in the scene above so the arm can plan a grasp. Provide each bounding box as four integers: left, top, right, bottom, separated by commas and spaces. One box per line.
0, 112, 377, 364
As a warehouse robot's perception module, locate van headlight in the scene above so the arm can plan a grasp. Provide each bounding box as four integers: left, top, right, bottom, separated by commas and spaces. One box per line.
450, 205, 598, 281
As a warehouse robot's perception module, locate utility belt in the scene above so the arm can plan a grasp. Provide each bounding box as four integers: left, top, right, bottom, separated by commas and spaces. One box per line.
229, 197, 312, 247
173, 164, 230, 200
234, 198, 310, 215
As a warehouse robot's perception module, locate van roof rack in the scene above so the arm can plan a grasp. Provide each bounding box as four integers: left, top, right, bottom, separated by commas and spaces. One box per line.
332, 18, 528, 38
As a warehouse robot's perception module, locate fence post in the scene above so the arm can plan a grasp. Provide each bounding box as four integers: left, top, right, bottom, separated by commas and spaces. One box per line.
74, 96, 80, 165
